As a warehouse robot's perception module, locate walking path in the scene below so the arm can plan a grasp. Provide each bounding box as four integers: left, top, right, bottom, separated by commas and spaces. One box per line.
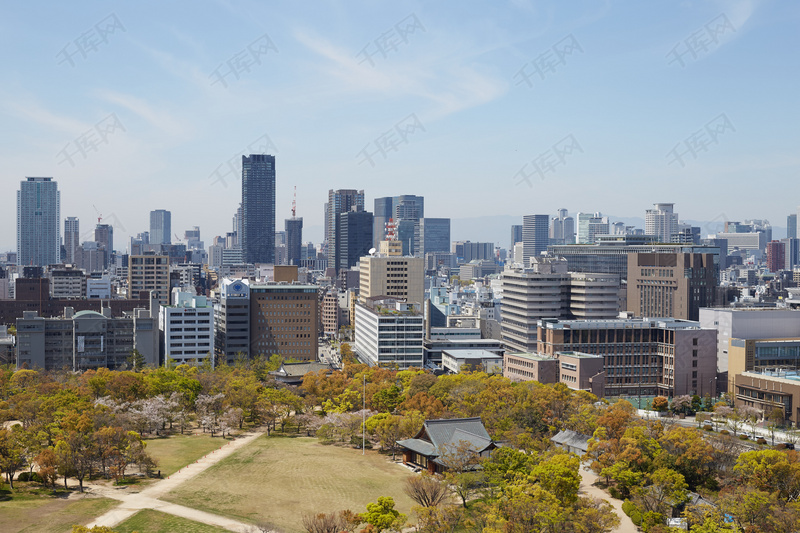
85, 429, 266, 532
579, 463, 638, 533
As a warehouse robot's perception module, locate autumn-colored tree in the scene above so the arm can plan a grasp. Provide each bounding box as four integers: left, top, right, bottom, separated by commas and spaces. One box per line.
657, 426, 715, 490
734, 449, 800, 501
651, 396, 669, 412
35, 447, 58, 487
404, 472, 450, 508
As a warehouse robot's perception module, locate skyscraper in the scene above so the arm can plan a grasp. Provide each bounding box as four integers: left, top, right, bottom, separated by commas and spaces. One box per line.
550, 209, 575, 245
645, 203, 678, 243
286, 217, 303, 266
149, 209, 172, 245
64, 217, 79, 264
17, 177, 60, 267
336, 210, 373, 271
242, 154, 276, 264
522, 214, 549, 266
510, 224, 523, 250
373, 195, 424, 249
326, 189, 364, 264
788, 214, 797, 240
94, 224, 113, 269
419, 218, 451, 254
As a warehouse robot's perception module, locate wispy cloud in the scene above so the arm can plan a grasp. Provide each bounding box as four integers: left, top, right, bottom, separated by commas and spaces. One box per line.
95, 90, 189, 137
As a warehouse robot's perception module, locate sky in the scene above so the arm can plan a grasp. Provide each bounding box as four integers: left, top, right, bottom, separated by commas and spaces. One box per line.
1, 0, 798, 253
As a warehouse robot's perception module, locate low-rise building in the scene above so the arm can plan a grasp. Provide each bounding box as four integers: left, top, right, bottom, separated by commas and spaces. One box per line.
441, 349, 503, 374
354, 297, 424, 369
733, 369, 800, 426
160, 290, 214, 366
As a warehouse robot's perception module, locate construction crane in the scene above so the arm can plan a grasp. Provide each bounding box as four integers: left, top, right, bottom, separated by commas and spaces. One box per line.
92, 204, 103, 224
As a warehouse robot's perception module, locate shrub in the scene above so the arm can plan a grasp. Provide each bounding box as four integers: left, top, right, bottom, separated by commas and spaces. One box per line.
703, 424, 714, 431
30, 472, 43, 483
609, 486, 621, 499
17, 472, 30, 482
630, 510, 643, 526
739, 434, 749, 440
757, 438, 767, 445
720, 430, 730, 436
622, 501, 635, 516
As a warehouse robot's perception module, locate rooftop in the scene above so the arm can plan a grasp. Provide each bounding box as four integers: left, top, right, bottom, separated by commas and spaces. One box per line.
558, 351, 604, 359
539, 317, 704, 330
505, 352, 556, 362
442, 349, 503, 360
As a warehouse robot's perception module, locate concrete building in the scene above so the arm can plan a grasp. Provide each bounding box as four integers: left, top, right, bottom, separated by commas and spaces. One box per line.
359, 254, 425, 306
149, 210, 171, 245
128, 253, 170, 305
242, 154, 276, 264
522, 214, 550, 265
441, 349, 503, 374
503, 351, 605, 396
459, 260, 502, 281
423, 327, 504, 367
159, 290, 214, 366
74, 242, 106, 274
86, 276, 111, 299
49, 266, 86, 299
715, 231, 765, 252
452, 241, 494, 263
698, 307, 800, 375
500, 258, 621, 352
64, 217, 79, 264
214, 279, 251, 364
645, 203, 678, 243
504, 353, 558, 383
733, 369, 800, 426
576, 212, 605, 244
537, 317, 717, 397
627, 252, 717, 321
15, 298, 159, 371
18, 177, 60, 267
354, 297, 424, 369
94, 224, 114, 267
550, 209, 575, 245
0, 326, 14, 365
250, 283, 319, 361
789, 214, 797, 240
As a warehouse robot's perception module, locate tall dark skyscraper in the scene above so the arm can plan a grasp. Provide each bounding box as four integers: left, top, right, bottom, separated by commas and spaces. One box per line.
420, 218, 451, 254
149, 209, 172, 245
242, 154, 276, 264
788, 214, 797, 240
286, 217, 303, 266
94, 223, 113, 268
17, 177, 60, 267
325, 189, 364, 265
522, 214, 550, 266
336, 210, 373, 272
510, 224, 522, 250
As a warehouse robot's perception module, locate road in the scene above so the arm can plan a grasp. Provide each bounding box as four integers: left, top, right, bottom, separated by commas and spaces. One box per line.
85, 429, 267, 532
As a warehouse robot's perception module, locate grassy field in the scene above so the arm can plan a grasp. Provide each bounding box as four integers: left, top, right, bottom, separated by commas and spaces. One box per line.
145, 433, 233, 476
115, 509, 229, 533
164, 436, 415, 533
0, 486, 117, 533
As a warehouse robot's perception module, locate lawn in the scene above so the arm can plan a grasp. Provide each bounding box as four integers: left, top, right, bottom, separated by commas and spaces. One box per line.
115, 509, 228, 533
145, 433, 233, 477
0, 486, 117, 533
164, 436, 416, 533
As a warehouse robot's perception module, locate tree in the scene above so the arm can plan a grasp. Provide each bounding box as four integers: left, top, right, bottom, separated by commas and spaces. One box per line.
768, 407, 785, 445
0, 426, 24, 489
531, 453, 580, 503
360, 496, 406, 532
439, 440, 482, 507
633, 468, 688, 518
671, 395, 692, 415
127, 349, 146, 372
301, 511, 351, 533
652, 396, 669, 412
35, 447, 58, 487
404, 473, 450, 508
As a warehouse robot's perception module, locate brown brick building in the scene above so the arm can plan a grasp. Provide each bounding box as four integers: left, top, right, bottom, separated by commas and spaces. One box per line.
249, 283, 319, 361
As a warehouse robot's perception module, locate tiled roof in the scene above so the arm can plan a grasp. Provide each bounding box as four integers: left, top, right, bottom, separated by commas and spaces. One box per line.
398, 417, 494, 460
551, 429, 592, 453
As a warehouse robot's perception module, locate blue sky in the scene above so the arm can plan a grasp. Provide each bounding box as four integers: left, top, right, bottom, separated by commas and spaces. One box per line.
1, 0, 797, 252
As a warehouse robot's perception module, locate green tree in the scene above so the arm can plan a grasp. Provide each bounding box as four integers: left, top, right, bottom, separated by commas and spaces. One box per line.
531, 453, 580, 503
127, 349, 146, 372
360, 496, 406, 532
0, 426, 24, 489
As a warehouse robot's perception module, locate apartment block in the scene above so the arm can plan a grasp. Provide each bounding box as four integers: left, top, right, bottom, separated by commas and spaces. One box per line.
128, 253, 170, 305
160, 290, 214, 366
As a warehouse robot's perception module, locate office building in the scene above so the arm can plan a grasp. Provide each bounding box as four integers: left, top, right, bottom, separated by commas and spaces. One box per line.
732, 369, 800, 426
286, 217, 303, 266
128, 253, 170, 305
214, 279, 251, 364
149, 210, 172, 245
715, 231, 765, 252
576, 212, 604, 244
335, 210, 373, 273
766, 241, 785, 272
698, 307, 800, 375
645, 203, 678, 243
503, 351, 605, 396
500, 258, 622, 353
94, 224, 113, 269
74, 242, 106, 273
64, 217, 79, 264
419, 218, 450, 254
522, 214, 549, 265
17, 177, 61, 267
326, 189, 364, 264
782, 238, 799, 270
49, 266, 86, 299
242, 154, 276, 264
373, 195, 424, 249
537, 317, 717, 397
159, 290, 214, 366
359, 254, 425, 305
250, 283, 319, 361
790, 214, 798, 240
15, 300, 159, 371
627, 252, 717, 321
452, 241, 494, 263
550, 237, 719, 279
354, 297, 424, 369
550, 209, 575, 245
510, 224, 523, 250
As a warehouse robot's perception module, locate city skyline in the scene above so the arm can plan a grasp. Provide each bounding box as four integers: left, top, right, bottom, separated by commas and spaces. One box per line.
2, 1, 799, 252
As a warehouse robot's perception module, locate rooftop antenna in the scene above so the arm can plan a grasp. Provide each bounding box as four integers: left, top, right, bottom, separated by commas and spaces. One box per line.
292, 185, 297, 217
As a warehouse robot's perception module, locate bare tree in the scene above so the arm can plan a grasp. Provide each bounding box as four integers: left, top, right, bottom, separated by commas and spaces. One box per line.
301, 511, 350, 533
404, 473, 450, 508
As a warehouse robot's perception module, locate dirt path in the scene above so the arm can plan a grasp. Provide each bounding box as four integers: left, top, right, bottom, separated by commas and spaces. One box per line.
85, 429, 266, 532
579, 464, 638, 533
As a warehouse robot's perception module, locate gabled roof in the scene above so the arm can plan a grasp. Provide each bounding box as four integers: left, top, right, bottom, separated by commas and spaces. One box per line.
551, 429, 592, 453
397, 417, 494, 461
272, 361, 333, 378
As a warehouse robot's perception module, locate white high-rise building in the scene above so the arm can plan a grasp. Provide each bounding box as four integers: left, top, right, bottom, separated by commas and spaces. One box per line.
160, 290, 215, 366
17, 177, 61, 267
645, 203, 678, 243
